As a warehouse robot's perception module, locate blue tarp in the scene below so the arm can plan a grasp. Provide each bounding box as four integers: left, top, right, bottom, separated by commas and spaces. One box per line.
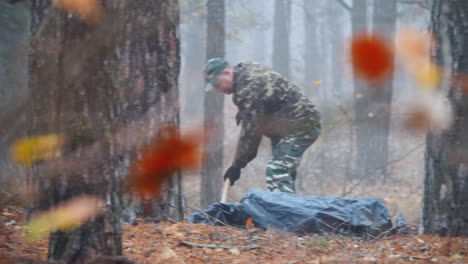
188, 189, 393, 237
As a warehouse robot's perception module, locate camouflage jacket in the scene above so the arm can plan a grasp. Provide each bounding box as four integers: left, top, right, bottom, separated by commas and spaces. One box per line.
232, 62, 321, 169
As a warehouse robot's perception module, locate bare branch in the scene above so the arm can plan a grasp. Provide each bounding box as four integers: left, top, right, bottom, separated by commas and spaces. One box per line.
335, 0, 352, 13
181, 240, 260, 250
396, 0, 430, 10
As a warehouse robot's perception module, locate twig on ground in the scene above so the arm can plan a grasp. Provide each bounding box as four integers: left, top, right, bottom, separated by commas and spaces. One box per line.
2, 243, 16, 250
405, 254, 433, 260
22, 248, 40, 253
185, 204, 245, 231
180, 240, 259, 250
6, 206, 23, 214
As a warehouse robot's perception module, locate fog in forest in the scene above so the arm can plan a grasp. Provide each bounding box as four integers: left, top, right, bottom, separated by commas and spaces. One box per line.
4, 1, 468, 261
179, 0, 431, 225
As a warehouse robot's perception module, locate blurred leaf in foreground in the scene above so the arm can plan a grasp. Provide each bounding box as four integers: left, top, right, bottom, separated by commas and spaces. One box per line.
10, 134, 65, 167
52, 0, 104, 25
403, 93, 452, 134
396, 27, 441, 91
395, 27, 432, 62
130, 126, 203, 199
350, 33, 394, 85
26, 195, 104, 240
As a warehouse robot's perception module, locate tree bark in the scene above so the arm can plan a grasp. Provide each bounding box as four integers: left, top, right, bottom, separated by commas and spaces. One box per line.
29, 0, 181, 262
423, 0, 468, 237
201, 0, 225, 208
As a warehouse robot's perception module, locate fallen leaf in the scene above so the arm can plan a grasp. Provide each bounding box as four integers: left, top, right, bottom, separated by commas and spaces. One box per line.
160, 247, 177, 260
245, 217, 254, 230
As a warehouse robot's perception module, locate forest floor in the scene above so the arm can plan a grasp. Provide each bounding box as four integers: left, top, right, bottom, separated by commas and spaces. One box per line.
1, 206, 467, 264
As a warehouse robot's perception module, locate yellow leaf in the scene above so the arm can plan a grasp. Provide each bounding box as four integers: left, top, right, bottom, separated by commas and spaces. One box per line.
314, 80, 321, 86
414, 62, 442, 90
26, 195, 104, 240
10, 134, 65, 167
52, 0, 104, 25
406, 61, 442, 91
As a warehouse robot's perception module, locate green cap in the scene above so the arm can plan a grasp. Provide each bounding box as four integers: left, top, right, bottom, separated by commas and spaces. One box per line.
204, 58, 228, 92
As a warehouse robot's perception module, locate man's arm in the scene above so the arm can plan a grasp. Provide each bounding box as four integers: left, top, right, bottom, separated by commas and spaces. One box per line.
231, 114, 262, 169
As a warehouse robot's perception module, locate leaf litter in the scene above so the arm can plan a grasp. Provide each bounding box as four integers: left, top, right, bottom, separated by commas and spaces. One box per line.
1, 207, 467, 263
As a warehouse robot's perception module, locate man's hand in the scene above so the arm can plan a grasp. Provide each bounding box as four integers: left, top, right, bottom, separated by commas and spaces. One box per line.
224, 166, 241, 186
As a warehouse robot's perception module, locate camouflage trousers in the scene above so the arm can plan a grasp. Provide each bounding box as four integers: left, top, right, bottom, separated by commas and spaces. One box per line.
266, 136, 317, 194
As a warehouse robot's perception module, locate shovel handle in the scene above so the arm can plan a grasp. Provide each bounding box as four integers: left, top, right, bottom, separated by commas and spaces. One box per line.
220, 178, 230, 203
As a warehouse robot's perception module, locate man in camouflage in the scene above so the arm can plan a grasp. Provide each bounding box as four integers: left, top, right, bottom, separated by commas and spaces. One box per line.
204, 58, 321, 193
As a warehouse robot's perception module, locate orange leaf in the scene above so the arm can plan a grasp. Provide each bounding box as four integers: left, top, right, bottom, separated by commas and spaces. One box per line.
245, 217, 254, 230
53, 0, 104, 25
130, 126, 202, 199
395, 27, 433, 63
350, 33, 394, 84
395, 27, 441, 91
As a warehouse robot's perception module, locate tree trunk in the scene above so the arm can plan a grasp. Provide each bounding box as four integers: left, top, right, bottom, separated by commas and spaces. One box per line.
350, 0, 374, 179
201, 0, 225, 208
29, 1, 181, 262
360, 0, 396, 182
273, 0, 290, 78
0, 1, 30, 177
423, 0, 468, 237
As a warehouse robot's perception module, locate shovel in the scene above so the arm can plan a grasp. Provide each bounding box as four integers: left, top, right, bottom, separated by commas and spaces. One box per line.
220, 178, 230, 203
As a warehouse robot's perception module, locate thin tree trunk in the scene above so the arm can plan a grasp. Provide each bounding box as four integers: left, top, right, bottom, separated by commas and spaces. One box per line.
201, 0, 225, 208
350, 0, 372, 179
251, 0, 267, 65
364, 0, 396, 182
303, 0, 322, 98
329, 2, 344, 97
273, 0, 290, 78
180, 0, 206, 120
